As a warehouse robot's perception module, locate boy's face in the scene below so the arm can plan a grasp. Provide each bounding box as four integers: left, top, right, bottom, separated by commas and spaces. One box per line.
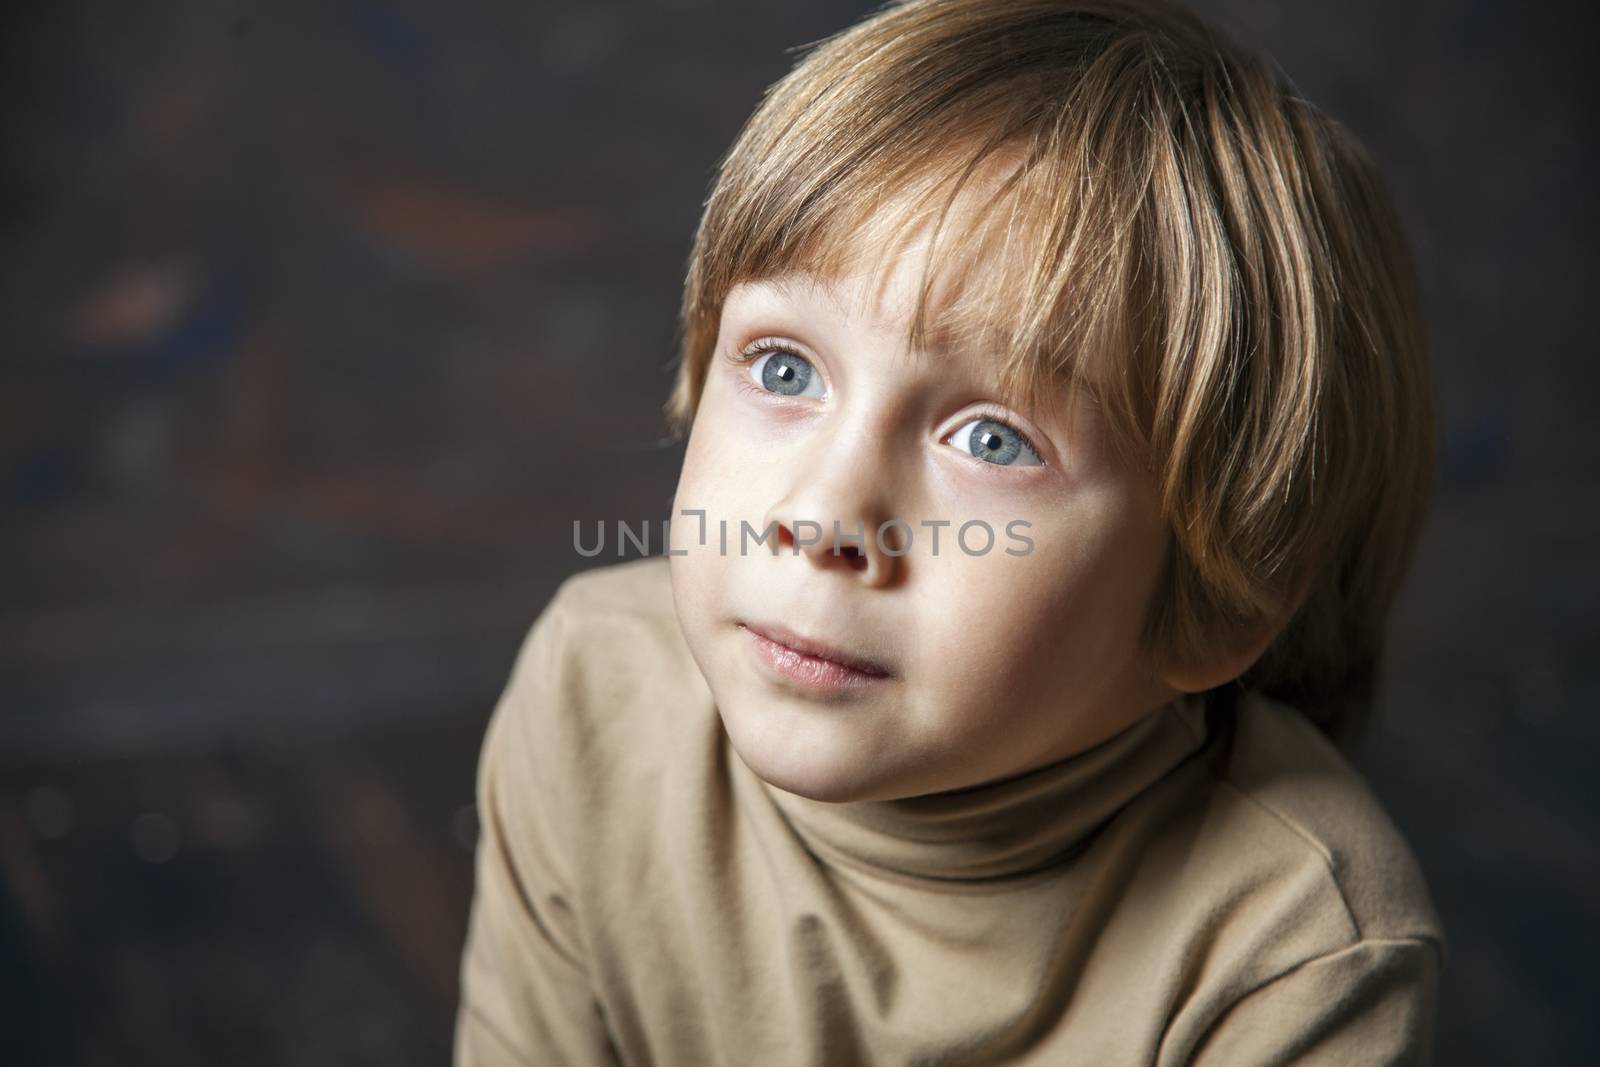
668, 219, 1180, 804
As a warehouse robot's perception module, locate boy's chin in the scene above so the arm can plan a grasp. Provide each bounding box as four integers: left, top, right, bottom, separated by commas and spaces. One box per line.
716, 705, 904, 805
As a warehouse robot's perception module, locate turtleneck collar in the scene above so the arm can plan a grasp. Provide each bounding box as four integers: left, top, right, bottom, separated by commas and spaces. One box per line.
757, 695, 1210, 884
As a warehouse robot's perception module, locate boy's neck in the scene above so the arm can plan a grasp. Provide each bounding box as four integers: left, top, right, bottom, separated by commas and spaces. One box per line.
753, 693, 1209, 883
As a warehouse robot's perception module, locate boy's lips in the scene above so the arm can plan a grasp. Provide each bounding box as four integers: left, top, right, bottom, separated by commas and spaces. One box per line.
737, 620, 894, 679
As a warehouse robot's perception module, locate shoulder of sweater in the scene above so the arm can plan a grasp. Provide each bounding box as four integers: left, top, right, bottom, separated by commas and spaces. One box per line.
1190, 691, 1446, 956
550, 554, 679, 621
543, 555, 691, 666
504, 556, 712, 775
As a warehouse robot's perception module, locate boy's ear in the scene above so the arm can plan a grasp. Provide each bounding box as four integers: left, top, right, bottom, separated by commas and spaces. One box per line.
1159, 574, 1313, 695
1159, 622, 1282, 694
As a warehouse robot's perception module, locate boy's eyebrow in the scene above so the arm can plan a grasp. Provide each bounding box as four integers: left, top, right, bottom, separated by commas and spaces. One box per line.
738, 271, 1073, 413
745, 270, 995, 354
741, 273, 945, 364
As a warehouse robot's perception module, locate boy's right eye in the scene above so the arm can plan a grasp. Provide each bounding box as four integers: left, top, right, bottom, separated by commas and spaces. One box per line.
748, 347, 826, 399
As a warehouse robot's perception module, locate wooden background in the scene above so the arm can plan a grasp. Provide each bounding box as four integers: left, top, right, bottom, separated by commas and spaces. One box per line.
1, 1, 1594, 1063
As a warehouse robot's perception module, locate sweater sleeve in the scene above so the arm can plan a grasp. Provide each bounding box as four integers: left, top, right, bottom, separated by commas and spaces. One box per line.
1188, 937, 1442, 1066
454, 599, 621, 1067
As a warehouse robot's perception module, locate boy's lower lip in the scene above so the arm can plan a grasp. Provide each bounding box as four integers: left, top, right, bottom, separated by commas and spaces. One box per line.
740, 624, 889, 693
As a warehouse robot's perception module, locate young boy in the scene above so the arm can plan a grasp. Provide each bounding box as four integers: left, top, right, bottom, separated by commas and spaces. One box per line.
455, 0, 1445, 1063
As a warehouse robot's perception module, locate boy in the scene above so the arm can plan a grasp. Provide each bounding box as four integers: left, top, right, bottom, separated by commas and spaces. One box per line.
455, 0, 1445, 1063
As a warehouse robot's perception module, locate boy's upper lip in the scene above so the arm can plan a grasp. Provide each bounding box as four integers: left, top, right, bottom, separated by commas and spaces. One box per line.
738, 620, 894, 677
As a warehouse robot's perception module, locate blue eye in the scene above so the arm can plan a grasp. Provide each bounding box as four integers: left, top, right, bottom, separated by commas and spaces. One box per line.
749, 349, 825, 398
949, 417, 1044, 467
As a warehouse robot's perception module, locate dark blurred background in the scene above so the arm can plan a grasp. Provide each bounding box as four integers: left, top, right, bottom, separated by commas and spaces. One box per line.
1, 1, 1593, 1064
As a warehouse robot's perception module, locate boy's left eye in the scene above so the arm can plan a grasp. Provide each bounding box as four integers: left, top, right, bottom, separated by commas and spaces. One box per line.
948, 417, 1044, 467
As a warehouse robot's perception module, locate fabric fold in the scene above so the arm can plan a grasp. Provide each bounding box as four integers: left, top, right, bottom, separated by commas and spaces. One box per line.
759, 693, 1210, 883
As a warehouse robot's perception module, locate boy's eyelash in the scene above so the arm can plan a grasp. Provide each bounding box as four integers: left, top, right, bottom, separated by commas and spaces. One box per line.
729, 340, 1044, 465
731, 338, 801, 364
964, 405, 1046, 465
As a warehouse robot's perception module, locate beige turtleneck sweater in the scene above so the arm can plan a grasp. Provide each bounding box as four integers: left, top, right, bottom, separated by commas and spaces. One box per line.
454, 556, 1445, 1065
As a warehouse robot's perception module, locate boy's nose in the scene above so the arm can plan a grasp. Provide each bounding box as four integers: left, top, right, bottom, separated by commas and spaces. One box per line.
761, 438, 902, 589
764, 511, 901, 588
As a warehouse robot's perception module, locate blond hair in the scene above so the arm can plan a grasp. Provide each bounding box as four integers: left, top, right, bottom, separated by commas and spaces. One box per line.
664, 0, 1434, 743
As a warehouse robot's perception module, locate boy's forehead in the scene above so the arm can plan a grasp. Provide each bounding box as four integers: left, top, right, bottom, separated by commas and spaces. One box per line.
748, 190, 1026, 356
720, 141, 1120, 423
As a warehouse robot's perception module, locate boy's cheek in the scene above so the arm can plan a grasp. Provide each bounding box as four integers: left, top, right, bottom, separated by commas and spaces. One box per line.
677, 413, 776, 515
667, 548, 728, 680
